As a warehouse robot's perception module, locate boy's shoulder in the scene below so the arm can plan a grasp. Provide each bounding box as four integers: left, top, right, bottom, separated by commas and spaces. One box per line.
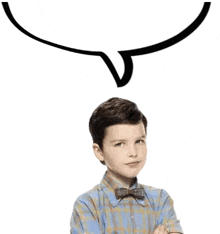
140, 183, 170, 198
140, 183, 173, 210
74, 183, 102, 205
140, 184, 171, 201
141, 183, 166, 193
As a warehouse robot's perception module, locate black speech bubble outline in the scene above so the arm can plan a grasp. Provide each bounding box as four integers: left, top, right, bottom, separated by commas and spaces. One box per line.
2, 2, 211, 87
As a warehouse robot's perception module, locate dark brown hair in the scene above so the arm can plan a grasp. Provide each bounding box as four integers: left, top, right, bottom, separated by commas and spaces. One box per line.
89, 97, 147, 155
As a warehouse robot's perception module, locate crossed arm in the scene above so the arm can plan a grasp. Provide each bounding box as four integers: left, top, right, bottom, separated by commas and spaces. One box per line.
70, 200, 183, 234
153, 224, 179, 234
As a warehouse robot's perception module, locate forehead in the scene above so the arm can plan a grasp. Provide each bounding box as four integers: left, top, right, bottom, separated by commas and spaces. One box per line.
104, 122, 146, 141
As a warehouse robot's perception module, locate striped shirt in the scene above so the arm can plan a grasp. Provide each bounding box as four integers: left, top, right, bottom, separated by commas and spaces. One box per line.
70, 172, 183, 234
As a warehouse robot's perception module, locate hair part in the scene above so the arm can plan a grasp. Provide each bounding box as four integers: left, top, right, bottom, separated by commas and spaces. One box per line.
89, 97, 147, 165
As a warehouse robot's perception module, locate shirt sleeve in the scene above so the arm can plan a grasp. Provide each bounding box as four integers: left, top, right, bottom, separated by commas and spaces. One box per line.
156, 189, 184, 233
70, 198, 102, 234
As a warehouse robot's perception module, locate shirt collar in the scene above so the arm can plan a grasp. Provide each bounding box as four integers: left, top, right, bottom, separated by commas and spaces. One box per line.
100, 171, 146, 207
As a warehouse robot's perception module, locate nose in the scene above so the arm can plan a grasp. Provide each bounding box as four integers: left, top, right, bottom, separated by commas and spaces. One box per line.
128, 144, 137, 158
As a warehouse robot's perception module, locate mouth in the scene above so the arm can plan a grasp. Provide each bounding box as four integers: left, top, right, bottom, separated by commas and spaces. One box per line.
126, 161, 140, 166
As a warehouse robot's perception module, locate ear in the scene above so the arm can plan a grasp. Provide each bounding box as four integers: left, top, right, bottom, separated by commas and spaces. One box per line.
92, 143, 105, 163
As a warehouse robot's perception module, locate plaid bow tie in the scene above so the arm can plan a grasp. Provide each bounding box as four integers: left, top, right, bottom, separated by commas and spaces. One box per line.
115, 188, 145, 200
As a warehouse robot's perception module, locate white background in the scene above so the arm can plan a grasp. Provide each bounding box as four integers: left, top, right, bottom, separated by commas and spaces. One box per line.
0, 2, 219, 233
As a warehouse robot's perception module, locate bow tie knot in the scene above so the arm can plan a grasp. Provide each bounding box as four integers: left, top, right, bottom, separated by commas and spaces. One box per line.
115, 188, 144, 200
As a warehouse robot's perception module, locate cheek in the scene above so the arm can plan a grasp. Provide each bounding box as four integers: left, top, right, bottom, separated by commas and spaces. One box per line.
105, 149, 124, 166
139, 145, 147, 155
109, 157, 121, 166
140, 148, 147, 165
140, 148, 147, 162
104, 149, 117, 163
105, 155, 122, 171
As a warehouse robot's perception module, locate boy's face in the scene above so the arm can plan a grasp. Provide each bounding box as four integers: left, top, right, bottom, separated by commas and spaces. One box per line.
94, 122, 147, 179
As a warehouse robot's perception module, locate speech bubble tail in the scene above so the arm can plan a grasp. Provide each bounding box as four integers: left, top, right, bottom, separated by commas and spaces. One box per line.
100, 52, 133, 87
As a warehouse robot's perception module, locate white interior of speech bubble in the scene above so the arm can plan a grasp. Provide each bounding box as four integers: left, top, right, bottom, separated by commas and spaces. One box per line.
9, 1, 204, 78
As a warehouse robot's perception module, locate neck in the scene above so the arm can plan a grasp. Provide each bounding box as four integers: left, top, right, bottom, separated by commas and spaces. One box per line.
107, 169, 136, 188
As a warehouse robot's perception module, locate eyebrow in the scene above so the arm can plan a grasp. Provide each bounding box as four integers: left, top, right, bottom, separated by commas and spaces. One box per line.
110, 139, 126, 143
110, 135, 146, 143
137, 135, 147, 140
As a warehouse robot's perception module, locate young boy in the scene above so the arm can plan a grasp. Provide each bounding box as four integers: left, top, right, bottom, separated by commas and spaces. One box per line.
70, 97, 183, 234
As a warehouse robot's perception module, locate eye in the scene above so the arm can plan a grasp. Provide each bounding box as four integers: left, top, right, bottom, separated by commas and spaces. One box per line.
136, 139, 145, 144
115, 142, 124, 147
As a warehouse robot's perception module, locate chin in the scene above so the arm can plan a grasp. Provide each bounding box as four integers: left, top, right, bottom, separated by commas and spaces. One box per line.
123, 171, 139, 178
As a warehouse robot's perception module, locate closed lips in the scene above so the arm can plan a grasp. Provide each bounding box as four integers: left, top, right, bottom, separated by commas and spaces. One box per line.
126, 161, 140, 165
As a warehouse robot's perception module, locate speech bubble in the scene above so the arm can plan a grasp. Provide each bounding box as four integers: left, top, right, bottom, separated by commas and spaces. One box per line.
2, 2, 211, 87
